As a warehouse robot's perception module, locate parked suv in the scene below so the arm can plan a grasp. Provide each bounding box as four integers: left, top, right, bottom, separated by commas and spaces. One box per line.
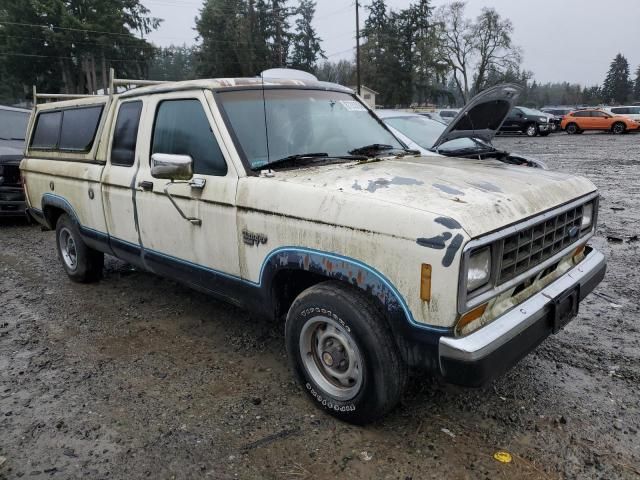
561, 109, 640, 134
499, 107, 551, 136
0, 105, 30, 218
602, 106, 640, 122
21, 71, 605, 424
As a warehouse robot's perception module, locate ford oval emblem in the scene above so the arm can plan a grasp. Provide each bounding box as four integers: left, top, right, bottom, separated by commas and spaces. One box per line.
568, 226, 579, 238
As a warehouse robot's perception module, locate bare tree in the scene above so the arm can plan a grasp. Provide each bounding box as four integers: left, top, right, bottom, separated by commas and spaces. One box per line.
435, 2, 521, 103
472, 8, 521, 93
434, 2, 474, 102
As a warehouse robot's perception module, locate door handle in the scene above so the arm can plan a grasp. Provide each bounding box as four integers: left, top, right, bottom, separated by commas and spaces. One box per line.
138, 181, 154, 191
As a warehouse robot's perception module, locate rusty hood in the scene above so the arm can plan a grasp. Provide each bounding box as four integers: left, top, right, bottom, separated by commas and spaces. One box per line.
252, 156, 597, 239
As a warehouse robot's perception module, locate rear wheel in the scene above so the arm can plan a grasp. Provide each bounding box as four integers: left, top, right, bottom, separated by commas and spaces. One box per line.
525, 123, 538, 137
55, 214, 103, 283
612, 122, 626, 135
565, 123, 580, 135
285, 281, 407, 424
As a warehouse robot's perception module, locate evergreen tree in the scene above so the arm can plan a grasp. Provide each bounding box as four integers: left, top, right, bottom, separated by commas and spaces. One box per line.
634, 65, 640, 101
289, 0, 325, 71
0, 0, 160, 98
148, 45, 198, 81
197, 0, 249, 77
602, 53, 633, 104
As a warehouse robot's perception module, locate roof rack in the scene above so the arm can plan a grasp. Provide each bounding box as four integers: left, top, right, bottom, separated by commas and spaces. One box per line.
32, 68, 169, 107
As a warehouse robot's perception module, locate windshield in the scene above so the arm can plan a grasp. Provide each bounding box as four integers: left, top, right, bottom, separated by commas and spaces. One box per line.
518, 107, 544, 117
384, 115, 486, 153
0, 109, 29, 141
217, 89, 403, 169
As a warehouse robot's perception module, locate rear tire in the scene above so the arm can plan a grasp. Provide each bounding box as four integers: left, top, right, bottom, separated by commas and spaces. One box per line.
565, 123, 580, 135
525, 123, 538, 137
55, 214, 103, 283
285, 281, 407, 424
612, 122, 626, 135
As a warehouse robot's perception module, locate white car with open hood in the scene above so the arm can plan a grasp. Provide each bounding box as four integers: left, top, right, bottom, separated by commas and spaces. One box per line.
21, 70, 606, 424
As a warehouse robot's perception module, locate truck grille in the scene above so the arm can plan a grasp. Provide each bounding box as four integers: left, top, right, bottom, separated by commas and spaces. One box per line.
498, 204, 585, 284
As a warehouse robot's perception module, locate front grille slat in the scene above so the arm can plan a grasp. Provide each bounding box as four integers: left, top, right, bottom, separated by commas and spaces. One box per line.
497, 204, 586, 284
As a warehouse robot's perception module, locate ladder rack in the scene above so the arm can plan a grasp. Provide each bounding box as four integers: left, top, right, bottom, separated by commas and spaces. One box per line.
32, 68, 169, 107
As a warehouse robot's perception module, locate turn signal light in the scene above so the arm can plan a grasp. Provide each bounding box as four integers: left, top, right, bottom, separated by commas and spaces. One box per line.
457, 303, 487, 332
420, 264, 432, 302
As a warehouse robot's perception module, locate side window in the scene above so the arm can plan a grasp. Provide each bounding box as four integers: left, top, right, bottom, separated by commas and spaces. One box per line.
111, 101, 143, 167
574, 111, 589, 118
59, 106, 103, 151
592, 111, 607, 118
30, 106, 104, 152
31, 111, 62, 149
151, 99, 227, 176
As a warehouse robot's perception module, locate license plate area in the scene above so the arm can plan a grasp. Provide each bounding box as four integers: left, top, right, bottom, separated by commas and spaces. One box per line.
551, 286, 580, 333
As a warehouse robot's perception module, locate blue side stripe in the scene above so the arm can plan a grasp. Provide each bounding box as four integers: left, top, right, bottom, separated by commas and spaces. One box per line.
40, 193, 450, 334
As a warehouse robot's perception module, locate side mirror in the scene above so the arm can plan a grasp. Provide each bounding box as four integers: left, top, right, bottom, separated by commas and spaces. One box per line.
151, 153, 193, 180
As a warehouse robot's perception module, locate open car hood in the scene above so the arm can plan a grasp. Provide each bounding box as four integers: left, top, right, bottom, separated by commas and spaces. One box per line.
432, 83, 522, 149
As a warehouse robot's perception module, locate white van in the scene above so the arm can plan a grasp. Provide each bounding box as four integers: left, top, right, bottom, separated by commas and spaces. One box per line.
603, 106, 640, 121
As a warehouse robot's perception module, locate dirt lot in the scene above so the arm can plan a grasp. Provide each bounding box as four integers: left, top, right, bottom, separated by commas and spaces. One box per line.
1, 132, 639, 480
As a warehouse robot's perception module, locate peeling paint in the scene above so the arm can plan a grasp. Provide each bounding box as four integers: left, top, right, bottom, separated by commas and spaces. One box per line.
433, 183, 465, 196
468, 181, 503, 193
365, 176, 425, 193
389, 176, 424, 187
366, 178, 391, 193
434, 216, 462, 230
417, 232, 452, 249
442, 234, 464, 267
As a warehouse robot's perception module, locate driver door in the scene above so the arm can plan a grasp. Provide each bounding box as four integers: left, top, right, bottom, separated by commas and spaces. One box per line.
591, 111, 612, 129
133, 90, 242, 291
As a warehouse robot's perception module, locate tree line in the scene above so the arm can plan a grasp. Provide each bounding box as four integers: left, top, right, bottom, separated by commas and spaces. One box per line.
1, 0, 639, 108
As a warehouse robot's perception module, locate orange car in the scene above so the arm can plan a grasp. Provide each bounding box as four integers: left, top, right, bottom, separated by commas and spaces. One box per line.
561, 108, 640, 134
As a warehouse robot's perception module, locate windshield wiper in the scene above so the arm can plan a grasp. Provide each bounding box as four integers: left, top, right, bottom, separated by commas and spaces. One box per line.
349, 143, 420, 157
254, 152, 328, 171
349, 144, 395, 156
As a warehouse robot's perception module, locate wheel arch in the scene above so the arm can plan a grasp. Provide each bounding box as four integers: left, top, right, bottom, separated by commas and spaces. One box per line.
41, 193, 79, 230
262, 247, 451, 370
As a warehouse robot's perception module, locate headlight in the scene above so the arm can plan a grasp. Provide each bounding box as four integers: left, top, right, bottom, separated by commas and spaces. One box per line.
581, 203, 593, 229
539, 117, 548, 123
467, 247, 491, 292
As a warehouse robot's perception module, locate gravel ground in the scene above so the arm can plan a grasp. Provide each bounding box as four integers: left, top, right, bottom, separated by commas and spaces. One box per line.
1, 131, 639, 480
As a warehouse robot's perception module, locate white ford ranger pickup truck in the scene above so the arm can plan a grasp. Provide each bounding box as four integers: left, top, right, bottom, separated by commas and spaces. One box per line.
21, 73, 606, 423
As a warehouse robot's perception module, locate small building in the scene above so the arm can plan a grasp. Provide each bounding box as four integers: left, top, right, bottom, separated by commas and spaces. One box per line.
350, 85, 378, 109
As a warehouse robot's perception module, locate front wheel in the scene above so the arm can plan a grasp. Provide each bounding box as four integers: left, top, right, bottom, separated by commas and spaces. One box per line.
565, 123, 580, 135
285, 281, 407, 424
55, 214, 104, 283
525, 123, 538, 137
612, 122, 626, 135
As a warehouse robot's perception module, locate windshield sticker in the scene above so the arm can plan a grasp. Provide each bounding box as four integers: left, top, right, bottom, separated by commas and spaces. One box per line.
340, 100, 367, 112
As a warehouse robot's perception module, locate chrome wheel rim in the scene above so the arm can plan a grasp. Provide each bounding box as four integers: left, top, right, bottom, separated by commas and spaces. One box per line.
526, 125, 537, 136
59, 227, 78, 271
299, 316, 363, 401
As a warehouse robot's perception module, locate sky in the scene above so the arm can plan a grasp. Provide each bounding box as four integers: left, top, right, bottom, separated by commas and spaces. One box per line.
141, 0, 640, 86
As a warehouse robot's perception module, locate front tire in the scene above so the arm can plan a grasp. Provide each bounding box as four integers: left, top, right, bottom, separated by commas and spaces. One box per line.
565, 123, 580, 134
525, 123, 538, 137
612, 122, 626, 135
285, 281, 407, 424
55, 214, 104, 283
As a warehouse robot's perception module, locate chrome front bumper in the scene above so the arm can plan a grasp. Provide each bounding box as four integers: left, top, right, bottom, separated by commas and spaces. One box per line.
438, 247, 606, 386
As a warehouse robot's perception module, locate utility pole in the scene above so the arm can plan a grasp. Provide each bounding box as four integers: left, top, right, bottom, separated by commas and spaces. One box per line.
355, 0, 361, 96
